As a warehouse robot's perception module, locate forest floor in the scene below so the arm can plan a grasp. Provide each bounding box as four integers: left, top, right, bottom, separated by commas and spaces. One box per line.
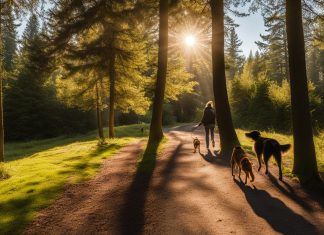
24, 125, 324, 235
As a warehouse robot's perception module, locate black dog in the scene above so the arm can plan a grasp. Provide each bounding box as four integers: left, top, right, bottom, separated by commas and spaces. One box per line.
245, 131, 291, 180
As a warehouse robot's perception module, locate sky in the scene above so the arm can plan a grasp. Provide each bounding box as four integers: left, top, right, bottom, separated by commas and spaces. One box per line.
17, 4, 266, 58
231, 10, 266, 57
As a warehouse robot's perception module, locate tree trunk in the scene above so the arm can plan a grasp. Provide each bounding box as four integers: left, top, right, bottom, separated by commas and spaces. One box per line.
0, 70, 4, 162
210, 0, 239, 156
283, 33, 289, 81
0, 22, 4, 162
95, 82, 104, 140
148, 0, 168, 143
285, 0, 321, 184
108, 51, 116, 139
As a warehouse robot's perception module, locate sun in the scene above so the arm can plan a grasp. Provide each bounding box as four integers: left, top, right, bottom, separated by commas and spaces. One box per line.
184, 34, 196, 47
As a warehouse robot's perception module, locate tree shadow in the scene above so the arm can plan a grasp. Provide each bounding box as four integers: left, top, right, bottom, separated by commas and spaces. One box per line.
118, 139, 162, 235
199, 149, 230, 167
267, 172, 316, 211
234, 179, 318, 234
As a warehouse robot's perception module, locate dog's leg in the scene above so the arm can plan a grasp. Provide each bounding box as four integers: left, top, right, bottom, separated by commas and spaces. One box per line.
274, 151, 283, 180
264, 151, 271, 175
231, 160, 234, 177
249, 170, 255, 182
257, 154, 262, 171
245, 172, 248, 184
238, 167, 242, 181
198, 145, 200, 153
255, 144, 263, 171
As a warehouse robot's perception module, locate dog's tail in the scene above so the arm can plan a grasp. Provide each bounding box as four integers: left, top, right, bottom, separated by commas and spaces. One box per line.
280, 144, 291, 154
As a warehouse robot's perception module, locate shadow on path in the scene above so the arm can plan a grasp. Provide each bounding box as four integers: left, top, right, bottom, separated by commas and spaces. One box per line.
267, 172, 314, 211
118, 132, 184, 235
234, 179, 318, 235
118, 139, 162, 235
200, 149, 230, 167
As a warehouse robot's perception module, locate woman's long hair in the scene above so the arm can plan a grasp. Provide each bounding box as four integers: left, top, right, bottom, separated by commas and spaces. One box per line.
205, 101, 213, 108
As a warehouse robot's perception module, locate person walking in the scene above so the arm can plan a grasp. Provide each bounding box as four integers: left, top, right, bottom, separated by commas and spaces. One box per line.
198, 101, 216, 149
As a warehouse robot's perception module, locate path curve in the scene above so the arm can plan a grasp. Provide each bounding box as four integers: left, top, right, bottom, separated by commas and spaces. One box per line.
25, 126, 324, 235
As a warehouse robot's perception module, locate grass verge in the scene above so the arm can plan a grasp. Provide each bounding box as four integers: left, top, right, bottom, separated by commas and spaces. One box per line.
0, 124, 148, 234
236, 129, 324, 181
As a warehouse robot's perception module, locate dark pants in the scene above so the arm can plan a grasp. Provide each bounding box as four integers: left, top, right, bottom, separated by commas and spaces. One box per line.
204, 124, 215, 148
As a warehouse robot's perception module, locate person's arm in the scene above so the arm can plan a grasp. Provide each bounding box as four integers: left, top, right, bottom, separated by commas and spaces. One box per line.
199, 109, 207, 126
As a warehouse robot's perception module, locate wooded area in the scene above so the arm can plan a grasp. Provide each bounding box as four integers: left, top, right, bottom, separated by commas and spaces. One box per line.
0, 0, 323, 184
1, 0, 324, 234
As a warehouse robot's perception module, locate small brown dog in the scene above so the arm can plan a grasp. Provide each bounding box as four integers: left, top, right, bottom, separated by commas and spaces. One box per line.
193, 137, 200, 153
231, 146, 255, 184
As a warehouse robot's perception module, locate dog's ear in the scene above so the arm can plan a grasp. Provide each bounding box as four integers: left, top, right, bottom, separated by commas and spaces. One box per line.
246, 131, 261, 139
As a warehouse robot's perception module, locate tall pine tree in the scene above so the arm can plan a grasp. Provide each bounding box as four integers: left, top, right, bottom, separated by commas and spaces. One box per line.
225, 27, 244, 80
5, 14, 54, 140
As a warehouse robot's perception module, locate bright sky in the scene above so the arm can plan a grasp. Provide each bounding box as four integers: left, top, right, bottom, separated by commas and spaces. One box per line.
17, 5, 266, 58
231, 10, 266, 57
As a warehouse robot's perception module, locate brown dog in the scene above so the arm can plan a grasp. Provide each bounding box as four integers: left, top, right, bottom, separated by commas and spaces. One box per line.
245, 130, 291, 180
231, 146, 255, 184
193, 137, 200, 153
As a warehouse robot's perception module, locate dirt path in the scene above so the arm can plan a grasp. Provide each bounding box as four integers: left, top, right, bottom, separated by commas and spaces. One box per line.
25, 126, 324, 235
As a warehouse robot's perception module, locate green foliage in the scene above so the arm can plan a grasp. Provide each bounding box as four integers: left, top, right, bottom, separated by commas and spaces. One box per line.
1, 5, 17, 72
225, 27, 244, 80
3, 14, 98, 141
0, 124, 145, 234
254, 1, 289, 83
230, 67, 292, 131
162, 103, 177, 125
230, 51, 323, 132
165, 56, 196, 101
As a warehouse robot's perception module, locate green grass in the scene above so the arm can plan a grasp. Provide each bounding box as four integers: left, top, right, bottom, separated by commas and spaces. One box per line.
236, 129, 324, 181
0, 124, 148, 234
5, 123, 149, 162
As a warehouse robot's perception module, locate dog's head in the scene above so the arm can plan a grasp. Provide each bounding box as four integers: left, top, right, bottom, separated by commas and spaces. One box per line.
193, 137, 200, 145
232, 146, 245, 157
245, 131, 261, 141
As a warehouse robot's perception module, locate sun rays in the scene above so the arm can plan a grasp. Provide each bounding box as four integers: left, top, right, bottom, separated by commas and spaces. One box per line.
168, 13, 212, 72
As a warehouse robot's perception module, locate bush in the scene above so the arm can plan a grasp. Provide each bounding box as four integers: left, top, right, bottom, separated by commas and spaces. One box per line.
230, 76, 323, 133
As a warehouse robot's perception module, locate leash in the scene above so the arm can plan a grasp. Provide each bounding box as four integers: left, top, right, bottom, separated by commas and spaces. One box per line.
190, 124, 199, 139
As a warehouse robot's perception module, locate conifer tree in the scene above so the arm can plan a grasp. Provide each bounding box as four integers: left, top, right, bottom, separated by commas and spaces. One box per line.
0, 0, 40, 160
255, 1, 289, 84
5, 14, 55, 140
225, 27, 244, 80
1, 6, 17, 72
50, 1, 152, 138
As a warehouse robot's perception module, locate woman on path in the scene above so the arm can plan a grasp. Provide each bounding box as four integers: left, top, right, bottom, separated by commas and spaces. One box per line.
198, 101, 216, 149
